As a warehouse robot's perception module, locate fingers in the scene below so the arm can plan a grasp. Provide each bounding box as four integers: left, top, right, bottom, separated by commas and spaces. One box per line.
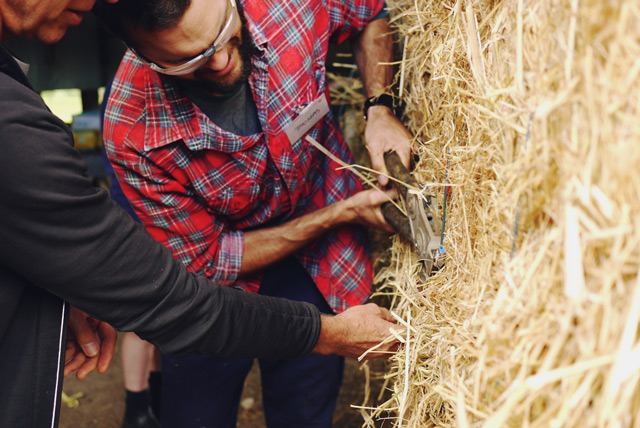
370, 155, 390, 186
364, 135, 390, 186
364, 113, 413, 186
377, 306, 395, 323
360, 304, 404, 360
63, 343, 87, 377
65, 348, 76, 367
377, 211, 397, 234
65, 324, 116, 379
316, 304, 405, 360
65, 307, 117, 379
65, 330, 77, 365
369, 188, 396, 204
75, 356, 99, 380
69, 307, 100, 358
348, 189, 396, 232
96, 322, 117, 374
367, 189, 397, 231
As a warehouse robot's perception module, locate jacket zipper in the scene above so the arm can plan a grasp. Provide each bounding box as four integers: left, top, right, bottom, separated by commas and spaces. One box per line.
50, 301, 66, 428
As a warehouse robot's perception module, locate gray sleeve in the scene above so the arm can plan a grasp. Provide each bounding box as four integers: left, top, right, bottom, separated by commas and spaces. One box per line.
0, 75, 321, 359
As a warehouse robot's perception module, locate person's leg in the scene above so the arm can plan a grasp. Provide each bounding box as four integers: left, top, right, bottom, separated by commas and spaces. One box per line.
160, 354, 253, 428
123, 332, 155, 392
148, 348, 163, 419
122, 333, 160, 428
258, 257, 345, 428
260, 353, 344, 428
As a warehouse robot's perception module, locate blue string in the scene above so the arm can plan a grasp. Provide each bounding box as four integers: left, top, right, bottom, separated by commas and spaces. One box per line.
440, 150, 451, 253
510, 212, 520, 259
510, 114, 533, 259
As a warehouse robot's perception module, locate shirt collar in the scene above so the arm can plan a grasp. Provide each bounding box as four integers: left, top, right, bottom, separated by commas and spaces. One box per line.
139, 57, 202, 151
12, 56, 30, 75
137, 1, 267, 153
243, 2, 268, 49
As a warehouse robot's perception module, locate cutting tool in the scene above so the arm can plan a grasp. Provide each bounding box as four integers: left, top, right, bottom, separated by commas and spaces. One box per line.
381, 150, 444, 274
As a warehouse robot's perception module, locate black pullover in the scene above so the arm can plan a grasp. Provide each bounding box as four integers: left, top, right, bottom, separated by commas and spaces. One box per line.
0, 45, 320, 428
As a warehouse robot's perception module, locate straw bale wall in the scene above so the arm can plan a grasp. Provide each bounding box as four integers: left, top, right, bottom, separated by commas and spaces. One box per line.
369, 0, 640, 426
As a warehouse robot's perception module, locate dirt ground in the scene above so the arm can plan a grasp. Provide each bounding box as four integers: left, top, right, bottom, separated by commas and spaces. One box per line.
59, 336, 393, 428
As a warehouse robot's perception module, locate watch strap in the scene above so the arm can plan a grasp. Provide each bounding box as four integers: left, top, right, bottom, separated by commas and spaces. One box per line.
364, 94, 395, 120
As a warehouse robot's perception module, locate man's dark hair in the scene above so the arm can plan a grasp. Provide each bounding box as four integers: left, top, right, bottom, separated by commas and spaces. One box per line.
93, 0, 191, 45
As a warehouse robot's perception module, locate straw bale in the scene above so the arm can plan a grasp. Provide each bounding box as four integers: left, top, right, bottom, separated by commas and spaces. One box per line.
368, 0, 640, 426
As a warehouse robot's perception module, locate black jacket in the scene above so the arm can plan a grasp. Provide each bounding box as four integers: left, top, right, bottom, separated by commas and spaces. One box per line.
0, 45, 321, 428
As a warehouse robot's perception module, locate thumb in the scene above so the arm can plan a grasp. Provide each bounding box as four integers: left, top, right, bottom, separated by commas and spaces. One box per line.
75, 326, 100, 358
69, 310, 100, 357
373, 158, 390, 186
370, 188, 397, 204
378, 307, 396, 323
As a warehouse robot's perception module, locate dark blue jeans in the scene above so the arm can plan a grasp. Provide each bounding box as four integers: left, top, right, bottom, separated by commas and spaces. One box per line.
161, 257, 345, 428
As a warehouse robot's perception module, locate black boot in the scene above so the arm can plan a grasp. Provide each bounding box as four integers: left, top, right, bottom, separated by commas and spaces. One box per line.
122, 390, 160, 428
148, 371, 163, 420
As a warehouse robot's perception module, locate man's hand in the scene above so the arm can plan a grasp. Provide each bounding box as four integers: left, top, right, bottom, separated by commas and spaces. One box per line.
342, 188, 396, 234
313, 303, 402, 360
364, 106, 413, 186
64, 306, 117, 380
240, 186, 396, 275
351, 14, 413, 185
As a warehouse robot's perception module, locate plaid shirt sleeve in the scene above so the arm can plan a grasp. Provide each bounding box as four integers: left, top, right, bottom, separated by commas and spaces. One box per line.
105, 123, 244, 286
326, 0, 385, 44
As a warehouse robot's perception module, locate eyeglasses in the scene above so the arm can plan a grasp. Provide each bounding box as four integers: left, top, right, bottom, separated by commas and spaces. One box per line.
132, 0, 238, 76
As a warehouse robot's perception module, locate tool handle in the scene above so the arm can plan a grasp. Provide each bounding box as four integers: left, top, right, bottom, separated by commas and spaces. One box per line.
382, 150, 415, 243
381, 202, 413, 243
383, 150, 417, 189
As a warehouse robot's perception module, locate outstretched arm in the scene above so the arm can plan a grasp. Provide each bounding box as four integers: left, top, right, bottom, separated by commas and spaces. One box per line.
351, 16, 413, 186
240, 188, 395, 276
0, 79, 320, 360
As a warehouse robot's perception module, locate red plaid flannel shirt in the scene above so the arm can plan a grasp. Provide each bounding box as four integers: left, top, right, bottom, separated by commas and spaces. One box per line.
103, 0, 384, 313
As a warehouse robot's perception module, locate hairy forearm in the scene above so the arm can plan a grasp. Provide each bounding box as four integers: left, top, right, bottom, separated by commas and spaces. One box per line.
239, 198, 355, 276
352, 17, 395, 98
352, 16, 414, 181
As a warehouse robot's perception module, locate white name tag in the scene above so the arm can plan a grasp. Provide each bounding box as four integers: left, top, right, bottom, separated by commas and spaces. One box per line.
284, 93, 330, 144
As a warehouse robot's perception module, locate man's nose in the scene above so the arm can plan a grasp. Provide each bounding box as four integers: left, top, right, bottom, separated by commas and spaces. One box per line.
205, 49, 230, 72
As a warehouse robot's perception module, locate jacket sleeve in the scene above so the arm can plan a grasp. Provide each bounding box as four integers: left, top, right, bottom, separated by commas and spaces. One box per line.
0, 74, 321, 359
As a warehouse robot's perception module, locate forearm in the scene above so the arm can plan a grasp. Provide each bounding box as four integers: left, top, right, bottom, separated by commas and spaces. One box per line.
351, 17, 395, 98
352, 16, 414, 180
240, 198, 356, 276
0, 84, 322, 360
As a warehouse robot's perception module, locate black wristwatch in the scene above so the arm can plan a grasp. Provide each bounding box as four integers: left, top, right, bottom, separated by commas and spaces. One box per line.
364, 94, 395, 121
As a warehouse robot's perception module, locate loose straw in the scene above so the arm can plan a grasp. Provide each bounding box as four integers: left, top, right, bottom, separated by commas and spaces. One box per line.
361, 0, 640, 426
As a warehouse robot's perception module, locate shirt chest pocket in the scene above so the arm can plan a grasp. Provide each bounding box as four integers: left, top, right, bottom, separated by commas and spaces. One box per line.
269, 57, 326, 122
203, 177, 261, 219
297, 61, 326, 107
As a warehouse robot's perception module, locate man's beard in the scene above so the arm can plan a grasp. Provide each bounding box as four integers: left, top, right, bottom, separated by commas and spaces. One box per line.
181, 15, 255, 97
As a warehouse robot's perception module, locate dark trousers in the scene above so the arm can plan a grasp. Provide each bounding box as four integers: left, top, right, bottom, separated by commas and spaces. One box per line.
161, 258, 345, 428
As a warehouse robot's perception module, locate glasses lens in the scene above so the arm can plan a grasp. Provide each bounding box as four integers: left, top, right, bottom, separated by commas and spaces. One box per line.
152, 55, 209, 76
216, 0, 237, 44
